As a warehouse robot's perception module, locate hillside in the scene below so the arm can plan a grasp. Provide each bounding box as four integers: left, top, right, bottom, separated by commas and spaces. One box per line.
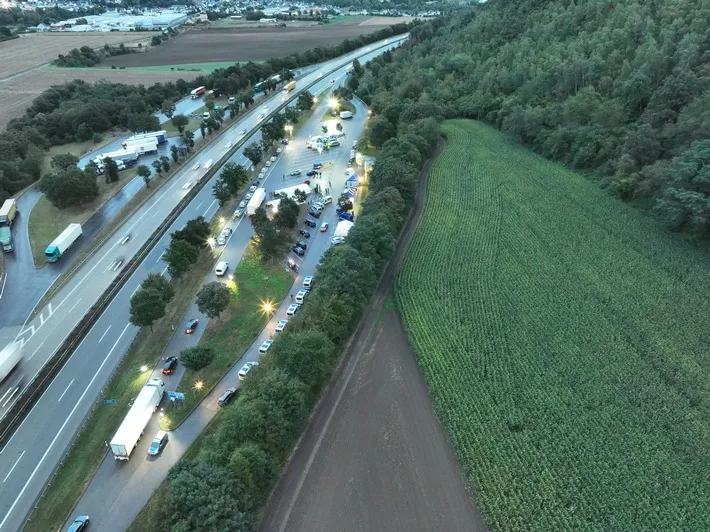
396, 120, 710, 529
357, 0, 710, 237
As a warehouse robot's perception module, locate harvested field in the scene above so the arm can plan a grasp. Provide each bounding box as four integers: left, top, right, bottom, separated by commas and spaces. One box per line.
105, 22, 404, 68
0, 68, 198, 130
0, 32, 147, 80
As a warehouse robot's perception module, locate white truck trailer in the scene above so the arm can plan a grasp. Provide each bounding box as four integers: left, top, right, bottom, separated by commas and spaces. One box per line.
247, 187, 266, 216
0, 342, 22, 383
44, 223, 82, 262
121, 138, 158, 154
110, 378, 165, 460
126, 130, 168, 145
94, 149, 137, 167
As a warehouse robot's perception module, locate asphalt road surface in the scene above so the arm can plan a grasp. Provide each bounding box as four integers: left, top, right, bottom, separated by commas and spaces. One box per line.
260, 139, 487, 532
0, 37, 406, 532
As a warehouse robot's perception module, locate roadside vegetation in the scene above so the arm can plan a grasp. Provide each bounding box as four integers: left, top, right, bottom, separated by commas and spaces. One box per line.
130, 64, 439, 530
396, 119, 710, 529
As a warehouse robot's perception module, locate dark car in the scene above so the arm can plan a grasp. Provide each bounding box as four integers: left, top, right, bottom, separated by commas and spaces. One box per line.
218, 387, 238, 406
161, 356, 178, 375
304, 219, 317, 228
185, 318, 199, 334
296, 240, 308, 250
292, 246, 305, 256
313, 162, 323, 169
252, 180, 260, 187
306, 170, 318, 177
148, 431, 169, 456
67, 515, 90, 532
281, 138, 289, 145
308, 208, 321, 218
298, 229, 311, 238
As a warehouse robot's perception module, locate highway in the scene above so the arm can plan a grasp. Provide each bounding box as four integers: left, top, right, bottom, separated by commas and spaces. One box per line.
0, 61, 324, 333
0, 38, 403, 532
65, 91, 371, 532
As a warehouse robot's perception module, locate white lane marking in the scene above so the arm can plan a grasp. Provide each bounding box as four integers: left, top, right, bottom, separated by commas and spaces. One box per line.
155, 250, 165, 264
98, 325, 111, 343
2, 452, 24, 483
26, 340, 45, 362
203, 199, 217, 218
0, 387, 11, 406
67, 298, 81, 315
1, 388, 18, 409
195, 201, 203, 211
161, 266, 168, 276
130, 286, 140, 299
0, 323, 131, 530
57, 378, 74, 403
0, 274, 6, 300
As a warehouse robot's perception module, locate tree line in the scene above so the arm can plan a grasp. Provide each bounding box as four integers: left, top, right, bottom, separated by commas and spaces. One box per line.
353, 0, 710, 238
0, 22, 411, 207
0, 6, 105, 28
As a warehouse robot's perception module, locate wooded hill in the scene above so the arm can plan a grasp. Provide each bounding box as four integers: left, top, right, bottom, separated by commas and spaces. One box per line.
357, 0, 710, 236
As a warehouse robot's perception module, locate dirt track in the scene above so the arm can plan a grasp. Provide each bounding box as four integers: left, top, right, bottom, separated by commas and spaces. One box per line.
105, 23, 401, 67
260, 142, 488, 532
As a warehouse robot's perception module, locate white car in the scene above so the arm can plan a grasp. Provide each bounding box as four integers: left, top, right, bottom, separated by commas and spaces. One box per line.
239, 200, 247, 209
289, 169, 301, 176
257, 114, 265, 122
249, 185, 257, 193
275, 319, 288, 333
345, 167, 355, 175
191, 163, 200, 171
270, 156, 277, 163
238, 129, 246, 137
245, 192, 253, 200
276, 147, 283, 154
303, 276, 313, 289
258, 339, 273, 353
286, 304, 300, 316
216, 227, 232, 246
330, 236, 345, 245
238, 361, 259, 380
204, 159, 213, 169
232, 208, 244, 219
265, 161, 272, 167
215, 261, 229, 276
224, 142, 232, 150
262, 105, 268, 112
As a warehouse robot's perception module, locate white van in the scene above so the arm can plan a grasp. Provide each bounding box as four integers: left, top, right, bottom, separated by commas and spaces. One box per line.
228, 96, 236, 104
322, 196, 333, 205
215, 261, 229, 276
303, 276, 313, 289
295, 289, 307, 304
203, 111, 210, 119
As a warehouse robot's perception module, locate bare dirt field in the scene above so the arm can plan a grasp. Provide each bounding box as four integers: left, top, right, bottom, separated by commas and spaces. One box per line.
0, 32, 147, 80
0, 68, 197, 130
260, 142, 487, 532
105, 20, 406, 68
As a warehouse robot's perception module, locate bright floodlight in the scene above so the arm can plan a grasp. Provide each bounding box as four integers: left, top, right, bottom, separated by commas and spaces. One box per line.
194, 380, 204, 390
219, 216, 226, 226
207, 237, 216, 248
140, 365, 148, 372
262, 301, 274, 314
329, 98, 338, 109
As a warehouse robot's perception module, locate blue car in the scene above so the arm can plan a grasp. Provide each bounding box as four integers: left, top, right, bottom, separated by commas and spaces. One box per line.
67, 515, 90, 532
339, 212, 354, 222
312, 162, 323, 169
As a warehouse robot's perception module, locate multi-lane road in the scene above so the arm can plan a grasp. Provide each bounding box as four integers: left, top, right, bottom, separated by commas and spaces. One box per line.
0, 37, 403, 532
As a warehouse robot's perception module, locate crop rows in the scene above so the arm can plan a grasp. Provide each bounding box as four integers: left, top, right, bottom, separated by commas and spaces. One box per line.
396, 119, 710, 530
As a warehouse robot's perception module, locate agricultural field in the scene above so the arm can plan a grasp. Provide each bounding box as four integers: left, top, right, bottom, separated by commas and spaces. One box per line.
0, 68, 197, 130
396, 119, 710, 530
104, 19, 405, 68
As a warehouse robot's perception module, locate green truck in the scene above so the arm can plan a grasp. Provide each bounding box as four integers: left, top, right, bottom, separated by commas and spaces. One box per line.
0, 226, 12, 252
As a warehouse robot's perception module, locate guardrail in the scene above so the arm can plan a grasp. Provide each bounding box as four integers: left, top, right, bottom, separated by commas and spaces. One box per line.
0, 35, 407, 450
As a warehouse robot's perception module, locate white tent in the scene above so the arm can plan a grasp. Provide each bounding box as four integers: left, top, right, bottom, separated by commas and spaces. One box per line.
334, 220, 354, 238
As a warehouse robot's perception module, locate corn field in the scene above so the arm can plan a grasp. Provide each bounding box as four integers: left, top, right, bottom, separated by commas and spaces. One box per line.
396, 120, 710, 531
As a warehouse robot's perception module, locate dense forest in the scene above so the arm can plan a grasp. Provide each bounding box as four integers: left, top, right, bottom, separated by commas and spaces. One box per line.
356, 0, 710, 237
0, 23, 409, 204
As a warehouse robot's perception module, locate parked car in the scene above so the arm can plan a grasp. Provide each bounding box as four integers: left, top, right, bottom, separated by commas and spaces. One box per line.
249, 185, 257, 193
218, 387, 238, 406
217, 227, 232, 245
185, 318, 199, 334
232, 208, 244, 219
148, 431, 169, 456
215, 261, 229, 276
331, 236, 345, 245
304, 219, 317, 228
259, 339, 273, 353
287, 304, 300, 316
270, 156, 277, 162
298, 229, 311, 238
238, 361, 259, 380
292, 246, 305, 256
296, 240, 308, 249
161, 356, 178, 375
239, 200, 247, 209
265, 161, 272, 167
275, 319, 288, 333
67, 515, 90, 532
303, 276, 314, 289
245, 192, 253, 200
320, 222, 329, 232
308, 208, 321, 218
282, 138, 289, 145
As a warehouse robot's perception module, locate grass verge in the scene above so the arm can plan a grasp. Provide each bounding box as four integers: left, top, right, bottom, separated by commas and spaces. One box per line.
159, 247, 292, 430
28, 169, 138, 266
24, 250, 214, 532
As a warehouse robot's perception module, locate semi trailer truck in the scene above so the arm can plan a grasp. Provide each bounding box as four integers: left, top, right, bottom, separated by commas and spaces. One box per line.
122, 138, 158, 154
190, 86, 205, 99
110, 378, 166, 460
0, 342, 22, 383
247, 187, 266, 216
0, 198, 17, 226
126, 130, 168, 145
45, 223, 82, 262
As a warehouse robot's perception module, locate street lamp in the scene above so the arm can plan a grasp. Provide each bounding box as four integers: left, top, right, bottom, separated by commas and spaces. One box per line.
261, 300, 274, 314
286, 125, 293, 137
194, 380, 204, 391
328, 98, 339, 112
206, 237, 216, 249
140, 365, 148, 373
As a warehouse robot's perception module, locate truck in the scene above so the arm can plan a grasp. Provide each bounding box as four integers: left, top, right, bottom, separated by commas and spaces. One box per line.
45, 223, 82, 262
0, 226, 13, 252
247, 187, 266, 216
0, 342, 22, 383
282, 80, 296, 93
94, 149, 137, 167
339, 110, 353, 120
121, 138, 158, 155
110, 378, 166, 460
190, 86, 205, 99
0, 198, 17, 226
126, 130, 168, 145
